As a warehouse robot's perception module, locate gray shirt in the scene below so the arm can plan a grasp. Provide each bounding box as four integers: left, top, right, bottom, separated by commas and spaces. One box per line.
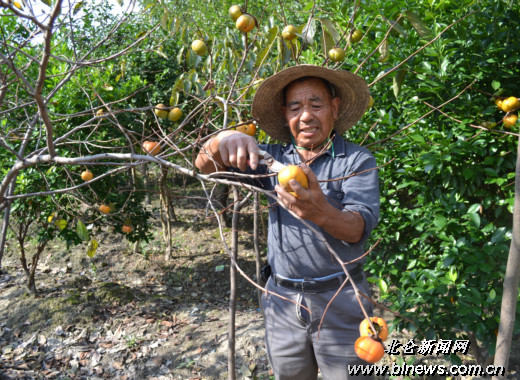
251, 133, 380, 279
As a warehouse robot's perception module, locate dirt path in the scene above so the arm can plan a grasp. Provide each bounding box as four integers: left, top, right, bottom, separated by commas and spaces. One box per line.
1, 194, 519, 379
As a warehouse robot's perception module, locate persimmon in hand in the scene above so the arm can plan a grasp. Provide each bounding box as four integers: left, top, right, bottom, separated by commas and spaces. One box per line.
277, 165, 308, 197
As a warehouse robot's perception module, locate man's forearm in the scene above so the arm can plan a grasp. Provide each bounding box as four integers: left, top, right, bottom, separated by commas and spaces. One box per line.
313, 202, 365, 244
195, 137, 225, 174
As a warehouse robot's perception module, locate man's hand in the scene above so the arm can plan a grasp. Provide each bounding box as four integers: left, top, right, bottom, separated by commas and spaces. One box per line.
275, 163, 365, 243
275, 163, 328, 223
217, 131, 259, 171
195, 130, 259, 173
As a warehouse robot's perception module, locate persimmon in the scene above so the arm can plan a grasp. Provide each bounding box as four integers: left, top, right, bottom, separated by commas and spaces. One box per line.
359, 317, 389, 342
236, 14, 255, 33
328, 47, 345, 62
81, 170, 93, 181
236, 123, 256, 136
495, 98, 504, 111
354, 336, 385, 364
168, 107, 183, 122
503, 114, 518, 129
154, 104, 169, 119
191, 39, 208, 56
99, 204, 111, 214
502, 96, 520, 112
351, 29, 363, 43
277, 165, 308, 197
229, 5, 242, 21
122, 225, 133, 234
282, 25, 298, 41
142, 141, 161, 155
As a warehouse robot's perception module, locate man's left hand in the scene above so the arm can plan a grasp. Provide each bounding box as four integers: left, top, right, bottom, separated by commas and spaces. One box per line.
274, 163, 329, 225
274, 163, 365, 243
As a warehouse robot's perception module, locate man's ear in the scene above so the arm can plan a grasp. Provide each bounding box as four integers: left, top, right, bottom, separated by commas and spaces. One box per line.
332, 97, 340, 120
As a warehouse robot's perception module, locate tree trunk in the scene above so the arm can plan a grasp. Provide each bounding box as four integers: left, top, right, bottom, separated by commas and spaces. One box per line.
228, 186, 240, 380
0, 181, 16, 273
159, 167, 176, 260
253, 192, 263, 314
493, 135, 520, 379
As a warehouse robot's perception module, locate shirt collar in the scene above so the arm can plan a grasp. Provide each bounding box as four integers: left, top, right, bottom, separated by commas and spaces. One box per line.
283, 130, 346, 157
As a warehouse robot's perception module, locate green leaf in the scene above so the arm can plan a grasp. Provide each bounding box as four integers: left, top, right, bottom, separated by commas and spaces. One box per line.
393, 69, 406, 98
255, 26, 278, 68
378, 40, 389, 62
319, 18, 340, 44
434, 215, 447, 229
491, 80, 501, 90
320, 25, 334, 58
489, 288, 496, 300
86, 239, 99, 258
155, 49, 168, 59
404, 10, 433, 38
468, 212, 481, 228
76, 220, 89, 241
54, 219, 67, 231
41, 0, 51, 6
160, 12, 169, 31
301, 14, 316, 45
73, 1, 84, 15
447, 266, 458, 282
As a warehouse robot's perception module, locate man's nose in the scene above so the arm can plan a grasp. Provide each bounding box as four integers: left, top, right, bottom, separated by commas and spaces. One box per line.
300, 107, 314, 122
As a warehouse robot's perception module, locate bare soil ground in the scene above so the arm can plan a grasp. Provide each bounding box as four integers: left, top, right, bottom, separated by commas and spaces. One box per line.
0, 186, 519, 379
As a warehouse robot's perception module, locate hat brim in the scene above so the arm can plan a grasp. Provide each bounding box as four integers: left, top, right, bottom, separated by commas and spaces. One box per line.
251, 65, 370, 143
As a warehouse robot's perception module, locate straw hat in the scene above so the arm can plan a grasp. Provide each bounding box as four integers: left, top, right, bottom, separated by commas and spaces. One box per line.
251, 65, 370, 143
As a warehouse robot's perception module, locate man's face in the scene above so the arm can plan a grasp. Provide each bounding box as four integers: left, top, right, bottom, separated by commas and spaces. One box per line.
282, 77, 340, 149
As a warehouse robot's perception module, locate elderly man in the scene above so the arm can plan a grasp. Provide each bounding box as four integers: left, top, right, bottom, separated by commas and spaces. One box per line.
195, 65, 380, 380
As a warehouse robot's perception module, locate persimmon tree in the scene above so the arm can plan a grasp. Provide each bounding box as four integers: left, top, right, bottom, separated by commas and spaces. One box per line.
0, 0, 519, 377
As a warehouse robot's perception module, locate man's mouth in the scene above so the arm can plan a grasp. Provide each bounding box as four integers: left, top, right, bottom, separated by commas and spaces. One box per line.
300, 127, 319, 134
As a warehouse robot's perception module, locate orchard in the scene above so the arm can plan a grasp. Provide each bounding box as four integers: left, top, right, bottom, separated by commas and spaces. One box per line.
0, 0, 519, 378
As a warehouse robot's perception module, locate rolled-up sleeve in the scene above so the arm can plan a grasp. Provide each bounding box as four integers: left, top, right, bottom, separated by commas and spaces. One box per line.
340, 149, 380, 246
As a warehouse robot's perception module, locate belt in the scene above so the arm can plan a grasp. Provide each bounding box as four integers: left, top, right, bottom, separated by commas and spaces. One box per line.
273, 266, 364, 293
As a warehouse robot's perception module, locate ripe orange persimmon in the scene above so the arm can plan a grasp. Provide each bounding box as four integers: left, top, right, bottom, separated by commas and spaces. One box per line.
495, 98, 504, 111
502, 96, 520, 112
359, 317, 389, 342
354, 336, 385, 364
99, 204, 111, 214
81, 170, 93, 181
236, 123, 256, 136
122, 225, 133, 234
168, 107, 183, 122
277, 165, 308, 197
154, 104, 169, 119
503, 114, 518, 129
142, 141, 161, 155
236, 14, 255, 33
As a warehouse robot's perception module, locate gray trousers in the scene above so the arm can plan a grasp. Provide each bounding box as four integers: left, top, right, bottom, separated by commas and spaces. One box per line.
261, 275, 375, 380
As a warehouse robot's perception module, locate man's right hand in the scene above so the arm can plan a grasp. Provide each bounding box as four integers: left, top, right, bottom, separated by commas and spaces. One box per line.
195, 130, 259, 173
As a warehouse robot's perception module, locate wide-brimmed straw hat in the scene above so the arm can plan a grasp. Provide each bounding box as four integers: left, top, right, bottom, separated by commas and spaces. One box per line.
251, 65, 370, 143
